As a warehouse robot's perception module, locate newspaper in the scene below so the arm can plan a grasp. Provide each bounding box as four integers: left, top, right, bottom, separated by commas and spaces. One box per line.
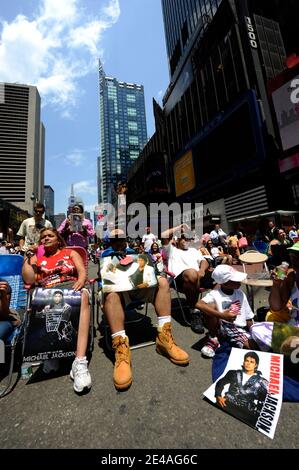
203, 348, 283, 439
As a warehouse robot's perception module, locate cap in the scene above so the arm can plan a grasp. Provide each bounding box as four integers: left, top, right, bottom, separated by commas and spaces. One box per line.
211, 265, 247, 284
288, 241, 299, 252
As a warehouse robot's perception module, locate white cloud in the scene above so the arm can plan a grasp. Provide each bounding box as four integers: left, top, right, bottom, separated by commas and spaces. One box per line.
0, 0, 120, 112
74, 180, 97, 195
65, 150, 85, 166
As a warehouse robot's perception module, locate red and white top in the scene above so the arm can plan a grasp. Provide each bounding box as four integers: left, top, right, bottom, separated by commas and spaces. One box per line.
36, 248, 77, 288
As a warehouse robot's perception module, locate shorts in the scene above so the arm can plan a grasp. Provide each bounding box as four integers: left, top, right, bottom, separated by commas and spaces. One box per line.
175, 270, 214, 291
103, 286, 157, 307
220, 321, 250, 348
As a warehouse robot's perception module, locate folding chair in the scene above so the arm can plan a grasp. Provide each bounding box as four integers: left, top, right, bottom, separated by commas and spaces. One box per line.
0, 254, 27, 398
252, 240, 269, 255
21, 245, 95, 377
64, 246, 95, 350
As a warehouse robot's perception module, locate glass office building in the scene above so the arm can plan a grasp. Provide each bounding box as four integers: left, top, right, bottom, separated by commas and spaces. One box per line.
161, 0, 223, 79
98, 61, 147, 203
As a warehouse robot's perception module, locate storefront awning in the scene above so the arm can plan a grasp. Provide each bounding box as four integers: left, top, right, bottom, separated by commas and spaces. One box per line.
228, 210, 299, 223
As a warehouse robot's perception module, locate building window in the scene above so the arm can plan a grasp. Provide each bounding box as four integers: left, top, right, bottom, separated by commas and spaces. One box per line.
127, 107, 136, 116
128, 121, 138, 131
126, 94, 136, 102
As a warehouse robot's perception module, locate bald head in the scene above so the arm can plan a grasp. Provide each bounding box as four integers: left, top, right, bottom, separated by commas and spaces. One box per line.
110, 228, 125, 238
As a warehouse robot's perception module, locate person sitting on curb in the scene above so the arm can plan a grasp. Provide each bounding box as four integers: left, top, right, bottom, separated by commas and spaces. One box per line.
101, 229, 189, 391
196, 265, 255, 358
161, 224, 211, 335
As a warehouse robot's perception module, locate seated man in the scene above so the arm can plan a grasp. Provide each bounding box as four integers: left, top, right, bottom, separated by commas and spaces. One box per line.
0, 279, 21, 341
161, 224, 211, 334
101, 229, 189, 391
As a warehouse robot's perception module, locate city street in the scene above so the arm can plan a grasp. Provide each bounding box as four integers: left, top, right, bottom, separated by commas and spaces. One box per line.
0, 261, 298, 450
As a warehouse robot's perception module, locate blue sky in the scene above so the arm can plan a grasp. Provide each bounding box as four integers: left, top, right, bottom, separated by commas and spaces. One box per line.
0, 0, 169, 216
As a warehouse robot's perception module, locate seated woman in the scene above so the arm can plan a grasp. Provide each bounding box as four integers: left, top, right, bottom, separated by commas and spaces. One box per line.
250, 242, 299, 354
205, 240, 233, 267
268, 229, 292, 267
0, 279, 21, 341
148, 242, 164, 274
22, 228, 91, 393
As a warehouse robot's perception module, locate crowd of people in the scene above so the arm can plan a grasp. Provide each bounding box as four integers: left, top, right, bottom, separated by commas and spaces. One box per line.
1, 207, 299, 403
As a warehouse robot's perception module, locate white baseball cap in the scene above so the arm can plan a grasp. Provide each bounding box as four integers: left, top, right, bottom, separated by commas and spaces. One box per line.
211, 265, 247, 284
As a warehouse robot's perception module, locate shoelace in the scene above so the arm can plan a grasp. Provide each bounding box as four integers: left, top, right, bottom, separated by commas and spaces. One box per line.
74, 360, 89, 376
161, 326, 177, 346
115, 340, 130, 364
206, 338, 219, 351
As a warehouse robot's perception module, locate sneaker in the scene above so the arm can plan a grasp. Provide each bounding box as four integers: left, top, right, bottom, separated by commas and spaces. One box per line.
42, 358, 60, 374
70, 357, 92, 393
201, 337, 220, 358
190, 310, 205, 334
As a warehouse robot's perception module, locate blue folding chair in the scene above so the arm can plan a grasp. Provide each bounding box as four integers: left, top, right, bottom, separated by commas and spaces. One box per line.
252, 240, 269, 255
0, 255, 27, 398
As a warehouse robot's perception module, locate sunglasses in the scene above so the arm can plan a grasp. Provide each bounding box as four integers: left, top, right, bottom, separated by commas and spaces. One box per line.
35, 210, 44, 214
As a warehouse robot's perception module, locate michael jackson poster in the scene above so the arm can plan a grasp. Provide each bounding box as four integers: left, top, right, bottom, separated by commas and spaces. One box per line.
100, 253, 157, 293
203, 348, 283, 439
23, 287, 81, 362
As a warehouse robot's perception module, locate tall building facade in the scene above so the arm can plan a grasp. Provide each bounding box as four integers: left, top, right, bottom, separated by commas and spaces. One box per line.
128, 0, 299, 236
98, 61, 148, 203
0, 83, 45, 214
44, 184, 54, 224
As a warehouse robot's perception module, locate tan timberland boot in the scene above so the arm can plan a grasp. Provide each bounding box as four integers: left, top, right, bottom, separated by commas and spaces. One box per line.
156, 322, 189, 365
112, 335, 132, 390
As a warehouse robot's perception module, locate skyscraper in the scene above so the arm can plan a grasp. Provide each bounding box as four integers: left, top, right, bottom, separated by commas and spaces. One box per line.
0, 83, 45, 214
44, 184, 54, 224
98, 61, 147, 203
161, 0, 222, 80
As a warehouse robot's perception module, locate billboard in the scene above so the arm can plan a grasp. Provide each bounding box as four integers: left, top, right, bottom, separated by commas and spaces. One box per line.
173, 150, 196, 197
272, 74, 299, 151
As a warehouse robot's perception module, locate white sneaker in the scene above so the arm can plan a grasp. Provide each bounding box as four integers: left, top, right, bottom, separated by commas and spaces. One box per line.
201, 337, 220, 358
70, 357, 92, 392
42, 358, 60, 373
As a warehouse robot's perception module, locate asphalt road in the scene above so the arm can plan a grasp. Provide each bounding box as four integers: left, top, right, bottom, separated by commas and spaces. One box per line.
0, 261, 298, 450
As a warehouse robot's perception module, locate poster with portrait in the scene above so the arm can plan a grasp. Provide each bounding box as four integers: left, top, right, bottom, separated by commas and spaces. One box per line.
100, 253, 158, 293
203, 348, 283, 439
23, 288, 81, 362
70, 213, 83, 232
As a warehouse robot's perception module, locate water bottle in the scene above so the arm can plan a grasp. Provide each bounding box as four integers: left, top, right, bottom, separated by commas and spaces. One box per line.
21, 362, 33, 380
276, 261, 289, 280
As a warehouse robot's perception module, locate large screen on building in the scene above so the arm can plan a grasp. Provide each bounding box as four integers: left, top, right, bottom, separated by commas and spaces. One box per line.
272, 74, 299, 151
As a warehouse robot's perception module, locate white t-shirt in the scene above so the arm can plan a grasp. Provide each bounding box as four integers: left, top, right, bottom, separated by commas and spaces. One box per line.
211, 247, 222, 258
142, 233, 157, 252
201, 288, 254, 328
17, 217, 52, 250
163, 243, 205, 278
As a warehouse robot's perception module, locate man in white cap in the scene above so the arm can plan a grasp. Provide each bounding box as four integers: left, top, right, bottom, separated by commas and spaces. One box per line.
196, 264, 255, 357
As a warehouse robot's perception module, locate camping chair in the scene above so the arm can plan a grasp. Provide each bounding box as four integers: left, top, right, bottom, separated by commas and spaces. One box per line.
21, 246, 95, 377
252, 240, 269, 255
64, 246, 95, 349
0, 254, 27, 398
